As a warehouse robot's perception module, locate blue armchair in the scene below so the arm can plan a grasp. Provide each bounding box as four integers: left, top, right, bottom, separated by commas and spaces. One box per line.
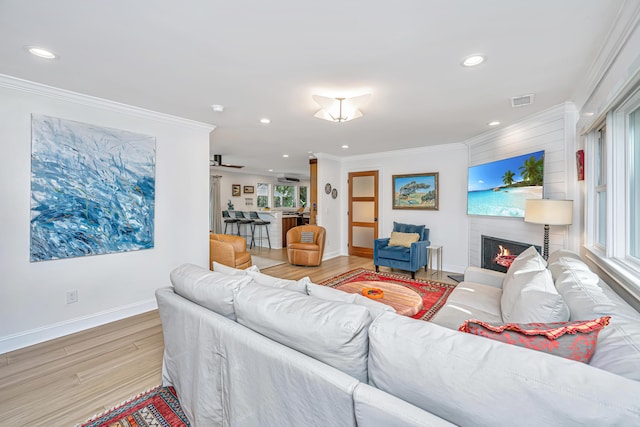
374, 222, 430, 279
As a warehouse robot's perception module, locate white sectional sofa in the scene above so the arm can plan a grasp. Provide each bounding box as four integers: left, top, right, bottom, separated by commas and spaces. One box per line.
156, 251, 640, 426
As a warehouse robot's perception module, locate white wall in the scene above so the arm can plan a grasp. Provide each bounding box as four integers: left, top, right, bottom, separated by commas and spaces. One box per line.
464, 103, 578, 267
315, 155, 343, 260
338, 144, 469, 274
0, 76, 212, 353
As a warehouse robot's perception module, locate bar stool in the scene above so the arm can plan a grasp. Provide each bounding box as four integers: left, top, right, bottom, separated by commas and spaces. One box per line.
222, 210, 239, 234
234, 211, 254, 244
249, 211, 271, 249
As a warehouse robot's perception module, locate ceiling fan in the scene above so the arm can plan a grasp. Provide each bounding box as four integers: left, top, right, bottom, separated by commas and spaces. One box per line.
210, 154, 244, 169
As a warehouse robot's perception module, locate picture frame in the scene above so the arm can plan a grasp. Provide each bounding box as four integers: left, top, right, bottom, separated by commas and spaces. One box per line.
232, 184, 241, 196
392, 172, 439, 210
243, 185, 255, 194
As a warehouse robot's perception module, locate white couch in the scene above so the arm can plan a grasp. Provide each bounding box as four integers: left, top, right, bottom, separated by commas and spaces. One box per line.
156, 253, 640, 426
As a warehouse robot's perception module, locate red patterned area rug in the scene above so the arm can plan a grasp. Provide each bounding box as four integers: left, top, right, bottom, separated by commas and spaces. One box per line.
78, 386, 189, 427
321, 268, 457, 321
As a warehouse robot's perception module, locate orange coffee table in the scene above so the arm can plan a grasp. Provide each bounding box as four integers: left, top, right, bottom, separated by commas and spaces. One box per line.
335, 280, 423, 316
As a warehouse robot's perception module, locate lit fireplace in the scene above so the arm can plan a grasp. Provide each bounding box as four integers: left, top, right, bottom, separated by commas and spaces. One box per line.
481, 236, 541, 273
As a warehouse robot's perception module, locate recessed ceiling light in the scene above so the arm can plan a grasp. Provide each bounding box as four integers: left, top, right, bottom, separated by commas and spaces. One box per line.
341, 145, 349, 149
26, 46, 57, 59
211, 104, 224, 112
268, 169, 274, 172
260, 118, 271, 124
488, 121, 501, 126
282, 154, 289, 158
462, 54, 486, 67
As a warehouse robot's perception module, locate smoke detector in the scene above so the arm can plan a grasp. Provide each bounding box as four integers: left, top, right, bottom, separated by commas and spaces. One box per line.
511, 94, 534, 108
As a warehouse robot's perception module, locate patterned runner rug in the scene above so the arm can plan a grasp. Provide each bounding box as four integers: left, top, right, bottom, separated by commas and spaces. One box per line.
320, 268, 457, 321
78, 386, 190, 427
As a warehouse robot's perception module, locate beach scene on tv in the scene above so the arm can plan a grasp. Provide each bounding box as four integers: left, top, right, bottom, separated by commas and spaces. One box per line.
467, 150, 544, 217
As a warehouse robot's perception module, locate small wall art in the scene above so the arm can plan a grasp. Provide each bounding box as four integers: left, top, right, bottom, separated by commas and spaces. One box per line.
576, 149, 585, 181
232, 184, 241, 196
243, 185, 254, 194
30, 114, 156, 261
392, 172, 439, 210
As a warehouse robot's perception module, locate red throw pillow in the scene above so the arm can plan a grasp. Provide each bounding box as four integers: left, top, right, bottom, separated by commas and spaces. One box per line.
459, 316, 610, 363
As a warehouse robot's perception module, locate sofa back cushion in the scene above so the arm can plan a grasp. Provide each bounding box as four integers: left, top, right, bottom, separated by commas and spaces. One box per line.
170, 263, 252, 320
234, 283, 372, 382
306, 282, 396, 318
212, 261, 259, 276
368, 312, 640, 426
246, 269, 309, 293
501, 246, 569, 323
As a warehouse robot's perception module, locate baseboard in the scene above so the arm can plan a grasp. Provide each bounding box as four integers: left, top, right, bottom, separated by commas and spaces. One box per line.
0, 299, 158, 354
322, 250, 342, 261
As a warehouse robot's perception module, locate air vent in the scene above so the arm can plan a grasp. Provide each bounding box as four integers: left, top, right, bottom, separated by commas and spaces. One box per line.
511, 94, 534, 107
277, 176, 300, 183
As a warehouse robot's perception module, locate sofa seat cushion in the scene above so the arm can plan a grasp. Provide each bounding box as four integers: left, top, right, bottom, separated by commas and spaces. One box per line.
287, 242, 320, 251
368, 312, 640, 426
234, 282, 372, 382
169, 263, 252, 320
377, 245, 411, 261
430, 282, 502, 330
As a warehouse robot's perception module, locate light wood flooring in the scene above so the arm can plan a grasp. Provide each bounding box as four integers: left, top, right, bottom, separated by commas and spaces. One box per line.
0, 251, 457, 426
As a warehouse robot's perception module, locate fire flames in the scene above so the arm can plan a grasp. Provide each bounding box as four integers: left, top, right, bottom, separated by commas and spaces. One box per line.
494, 245, 517, 268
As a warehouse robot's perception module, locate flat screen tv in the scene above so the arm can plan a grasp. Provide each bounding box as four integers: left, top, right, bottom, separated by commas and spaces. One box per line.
467, 150, 544, 218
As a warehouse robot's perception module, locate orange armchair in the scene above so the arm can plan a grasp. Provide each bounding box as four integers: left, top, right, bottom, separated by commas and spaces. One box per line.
286, 225, 326, 266
209, 233, 252, 270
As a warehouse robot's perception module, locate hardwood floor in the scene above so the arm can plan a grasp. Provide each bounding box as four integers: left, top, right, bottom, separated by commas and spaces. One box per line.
0, 253, 457, 426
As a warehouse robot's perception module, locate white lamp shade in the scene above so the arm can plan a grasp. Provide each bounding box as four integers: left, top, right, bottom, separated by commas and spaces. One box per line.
524, 199, 573, 225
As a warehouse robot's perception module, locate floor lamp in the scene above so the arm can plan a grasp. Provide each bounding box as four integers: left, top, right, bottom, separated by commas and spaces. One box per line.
524, 199, 573, 261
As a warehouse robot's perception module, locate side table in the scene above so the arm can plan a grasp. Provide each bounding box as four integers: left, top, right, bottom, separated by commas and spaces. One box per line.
425, 245, 443, 277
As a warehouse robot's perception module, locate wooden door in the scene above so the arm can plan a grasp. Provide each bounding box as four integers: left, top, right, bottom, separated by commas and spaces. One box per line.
348, 171, 378, 257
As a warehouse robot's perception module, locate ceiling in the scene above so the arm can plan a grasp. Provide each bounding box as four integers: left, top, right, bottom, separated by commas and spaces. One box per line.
0, 0, 624, 177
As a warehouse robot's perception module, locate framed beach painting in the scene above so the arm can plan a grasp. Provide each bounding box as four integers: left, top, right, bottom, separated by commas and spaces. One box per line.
30, 114, 156, 261
392, 172, 439, 210
467, 150, 544, 218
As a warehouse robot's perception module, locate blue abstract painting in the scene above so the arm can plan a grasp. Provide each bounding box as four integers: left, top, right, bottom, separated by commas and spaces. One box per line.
30, 115, 156, 261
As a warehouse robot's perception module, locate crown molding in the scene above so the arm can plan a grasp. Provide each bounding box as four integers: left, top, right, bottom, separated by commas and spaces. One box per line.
464, 102, 573, 148
339, 142, 467, 164
0, 74, 215, 132
573, 1, 640, 112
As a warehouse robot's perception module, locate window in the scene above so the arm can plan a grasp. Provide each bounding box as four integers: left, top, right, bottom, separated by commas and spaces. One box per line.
630, 106, 640, 259
257, 183, 270, 208
274, 185, 295, 208
595, 126, 606, 248
299, 186, 308, 208
586, 85, 640, 292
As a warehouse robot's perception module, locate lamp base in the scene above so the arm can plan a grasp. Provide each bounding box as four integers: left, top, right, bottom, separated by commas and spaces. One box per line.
543, 224, 550, 261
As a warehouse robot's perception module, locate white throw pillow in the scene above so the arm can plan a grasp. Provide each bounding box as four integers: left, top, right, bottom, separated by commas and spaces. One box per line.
246, 270, 309, 293
212, 261, 259, 276
501, 247, 569, 323
170, 263, 252, 320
